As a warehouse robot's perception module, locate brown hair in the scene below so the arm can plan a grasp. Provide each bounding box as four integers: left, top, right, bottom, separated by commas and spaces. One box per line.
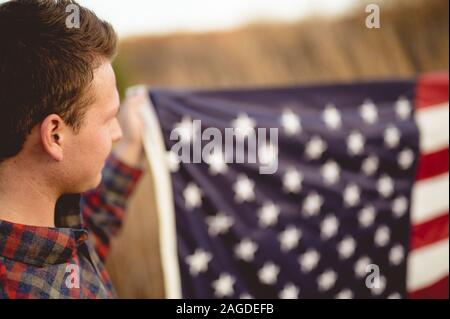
0, 0, 117, 162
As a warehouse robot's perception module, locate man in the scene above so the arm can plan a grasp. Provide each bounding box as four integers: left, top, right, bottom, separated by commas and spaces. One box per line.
0, 0, 147, 298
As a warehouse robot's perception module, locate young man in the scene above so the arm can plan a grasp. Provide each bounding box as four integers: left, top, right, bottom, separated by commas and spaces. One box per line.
0, 0, 147, 298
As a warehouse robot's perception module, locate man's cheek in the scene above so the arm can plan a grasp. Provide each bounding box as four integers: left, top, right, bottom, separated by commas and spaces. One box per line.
100, 135, 113, 163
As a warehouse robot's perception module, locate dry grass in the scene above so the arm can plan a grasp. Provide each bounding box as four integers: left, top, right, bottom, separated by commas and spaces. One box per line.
105, 0, 449, 298
115, 0, 448, 90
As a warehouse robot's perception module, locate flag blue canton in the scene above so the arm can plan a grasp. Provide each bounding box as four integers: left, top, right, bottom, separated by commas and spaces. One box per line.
149, 80, 419, 298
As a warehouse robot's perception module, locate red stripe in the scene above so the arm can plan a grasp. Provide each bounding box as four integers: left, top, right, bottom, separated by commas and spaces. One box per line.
409, 275, 449, 299
415, 148, 449, 181
410, 73, 449, 295
415, 72, 449, 110
410, 213, 449, 250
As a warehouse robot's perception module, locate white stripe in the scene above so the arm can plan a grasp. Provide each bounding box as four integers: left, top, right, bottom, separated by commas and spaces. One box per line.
407, 239, 449, 292
139, 91, 182, 299
411, 172, 449, 224
416, 102, 449, 154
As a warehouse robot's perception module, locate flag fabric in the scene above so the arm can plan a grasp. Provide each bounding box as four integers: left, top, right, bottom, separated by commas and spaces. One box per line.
141, 72, 448, 299
406, 73, 449, 298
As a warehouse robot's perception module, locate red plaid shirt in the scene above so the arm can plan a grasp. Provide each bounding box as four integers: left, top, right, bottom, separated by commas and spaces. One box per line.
0, 155, 142, 299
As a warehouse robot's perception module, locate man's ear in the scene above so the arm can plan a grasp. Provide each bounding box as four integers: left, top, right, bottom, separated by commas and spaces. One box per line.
40, 114, 66, 161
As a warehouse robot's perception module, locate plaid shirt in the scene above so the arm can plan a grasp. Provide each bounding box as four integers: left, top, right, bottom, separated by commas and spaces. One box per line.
0, 155, 143, 299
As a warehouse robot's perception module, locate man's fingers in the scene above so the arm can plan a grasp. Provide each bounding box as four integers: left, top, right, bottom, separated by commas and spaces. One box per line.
123, 85, 149, 113
125, 85, 147, 98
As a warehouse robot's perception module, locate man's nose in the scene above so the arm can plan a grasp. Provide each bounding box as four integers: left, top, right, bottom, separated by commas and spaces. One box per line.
112, 120, 123, 143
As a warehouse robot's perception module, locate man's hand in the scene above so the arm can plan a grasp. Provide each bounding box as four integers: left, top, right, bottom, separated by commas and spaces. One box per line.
112, 86, 148, 168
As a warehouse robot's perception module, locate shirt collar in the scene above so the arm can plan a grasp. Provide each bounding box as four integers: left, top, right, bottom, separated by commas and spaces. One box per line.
0, 218, 88, 266
55, 194, 83, 229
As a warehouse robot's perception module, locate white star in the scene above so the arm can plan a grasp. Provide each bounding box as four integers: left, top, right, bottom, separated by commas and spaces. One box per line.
186, 249, 212, 275
388, 292, 402, 299
322, 104, 342, 129
358, 205, 377, 228
280, 109, 301, 136
389, 244, 405, 265
320, 215, 339, 240
398, 148, 414, 170
183, 182, 202, 209
377, 175, 394, 198
337, 236, 356, 259
205, 150, 228, 175
343, 183, 361, 207
362, 155, 379, 176
305, 136, 327, 160
279, 226, 302, 252
258, 201, 280, 227
206, 212, 234, 236
283, 167, 303, 193
321, 160, 340, 185
384, 125, 401, 149
360, 100, 378, 124
173, 116, 197, 143
258, 142, 278, 165
317, 269, 337, 291
167, 150, 180, 173
234, 238, 258, 262
233, 174, 255, 203
258, 262, 280, 285
279, 283, 300, 299
347, 131, 365, 156
232, 113, 256, 140
371, 275, 386, 296
374, 225, 391, 247
212, 273, 235, 298
395, 96, 412, 120
299, 249, 320, 273
354, 256, 371, 278
335, 289, 354, 299
392, 196, 408, 218
302, 192, 324, 217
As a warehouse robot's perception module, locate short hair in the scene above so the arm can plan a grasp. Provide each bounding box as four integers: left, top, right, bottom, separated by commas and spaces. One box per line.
0, 0, 117, 162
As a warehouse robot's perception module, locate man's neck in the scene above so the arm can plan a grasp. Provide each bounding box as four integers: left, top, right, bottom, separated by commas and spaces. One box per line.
0, 161, 58, 228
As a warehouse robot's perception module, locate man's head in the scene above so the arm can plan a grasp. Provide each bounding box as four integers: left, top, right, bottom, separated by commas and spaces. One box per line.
0, 0, 122, 193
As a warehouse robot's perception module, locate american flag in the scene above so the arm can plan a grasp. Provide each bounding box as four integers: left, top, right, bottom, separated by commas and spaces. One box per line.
139, 72, 448, 299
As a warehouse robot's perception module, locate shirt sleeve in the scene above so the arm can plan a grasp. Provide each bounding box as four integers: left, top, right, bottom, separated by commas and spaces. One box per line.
0, 263, 8, 299
80, 154, 143, 262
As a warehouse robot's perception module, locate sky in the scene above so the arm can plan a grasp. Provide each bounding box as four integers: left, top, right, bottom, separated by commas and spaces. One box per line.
0, 0, 360, 38
77, 0, 360, 38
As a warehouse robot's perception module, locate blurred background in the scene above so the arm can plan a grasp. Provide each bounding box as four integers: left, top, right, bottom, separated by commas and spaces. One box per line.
76, 0, 449, 298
